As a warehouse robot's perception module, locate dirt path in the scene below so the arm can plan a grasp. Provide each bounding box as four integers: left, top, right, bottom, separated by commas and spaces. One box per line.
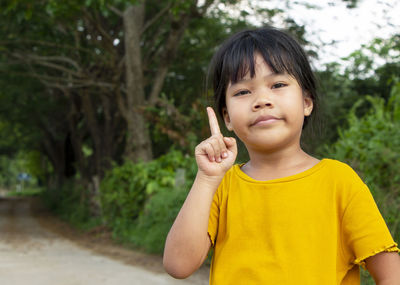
0, 197, 209, 285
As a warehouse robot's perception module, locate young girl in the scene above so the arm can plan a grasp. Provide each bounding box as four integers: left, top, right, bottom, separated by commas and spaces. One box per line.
163, 27, 400, 284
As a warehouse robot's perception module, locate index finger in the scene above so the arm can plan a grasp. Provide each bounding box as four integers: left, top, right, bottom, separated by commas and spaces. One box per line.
207, 107, 221, 135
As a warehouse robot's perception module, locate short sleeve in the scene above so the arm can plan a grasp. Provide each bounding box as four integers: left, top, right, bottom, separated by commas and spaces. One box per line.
208, 185, 220, 247
341, 184, 400, 269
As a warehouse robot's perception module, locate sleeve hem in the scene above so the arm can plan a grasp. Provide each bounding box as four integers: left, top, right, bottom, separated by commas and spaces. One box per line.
353, 242, 400, 270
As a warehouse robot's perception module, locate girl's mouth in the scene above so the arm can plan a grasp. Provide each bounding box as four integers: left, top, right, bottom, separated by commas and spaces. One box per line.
251, 115, 280, 126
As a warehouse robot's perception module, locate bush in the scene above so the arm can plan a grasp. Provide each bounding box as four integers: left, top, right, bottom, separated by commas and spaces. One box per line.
327, 81, 400, 284
327, 81, 400, 236
41, 180, 100, 230
100, 161, 148, 226
126, 185, 191, 253
100, 149, 197, 253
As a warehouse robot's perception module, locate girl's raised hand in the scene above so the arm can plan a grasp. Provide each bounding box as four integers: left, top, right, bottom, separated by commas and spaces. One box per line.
195, 107, 237, 178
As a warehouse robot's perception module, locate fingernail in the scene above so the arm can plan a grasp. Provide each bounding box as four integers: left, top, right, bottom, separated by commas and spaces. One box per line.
222, 152, 228, 158
216, 157, 222, 162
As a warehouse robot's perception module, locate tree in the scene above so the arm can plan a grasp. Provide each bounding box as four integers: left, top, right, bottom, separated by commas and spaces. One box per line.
1, 0, 338, 219
310, 34, 400, 156
0, 0, 221, 182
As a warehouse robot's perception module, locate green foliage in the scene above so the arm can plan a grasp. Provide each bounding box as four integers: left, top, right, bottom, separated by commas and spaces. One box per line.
6, 187, 43, 197
128, 155, 197, 253
0, 152, 39, 189
361, 267, 375, 285
0, 77, 46, 156
42, 180, 100, 230
327, 81, 400, 285
24, 151, 50, 183
327, 81, 400, 241
124, 185, 191, 253
100, 160, 148, 226
312, 34, 400, 155
312, 63, 359, 154
100, 150, 197, 251
0, 156, 18, 188
342, 36, 400, 103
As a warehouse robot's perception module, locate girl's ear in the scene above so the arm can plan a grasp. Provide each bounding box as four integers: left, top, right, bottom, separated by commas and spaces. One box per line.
223, 108, 233, 131
303, 93, 313, 117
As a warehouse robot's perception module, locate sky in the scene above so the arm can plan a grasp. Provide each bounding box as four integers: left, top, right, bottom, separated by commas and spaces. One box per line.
223, 0, 400, 70
279, 0, 400, 67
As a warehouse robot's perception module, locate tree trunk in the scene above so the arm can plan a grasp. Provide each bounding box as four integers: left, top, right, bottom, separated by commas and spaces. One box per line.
122, 3, 153, 162
66, 93, 88, 179
41, 134, 65, 189
81, 91, 103, 175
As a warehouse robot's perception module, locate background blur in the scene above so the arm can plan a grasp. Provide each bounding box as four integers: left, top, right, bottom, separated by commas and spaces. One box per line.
0, 1, 399, 283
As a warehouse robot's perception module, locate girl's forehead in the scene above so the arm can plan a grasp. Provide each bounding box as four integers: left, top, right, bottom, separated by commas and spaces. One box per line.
250, 55, 274, 74
253, 53, 267, 65
232, 52, 281, 79
243, 52, 269, 71
231, 59, 289, 82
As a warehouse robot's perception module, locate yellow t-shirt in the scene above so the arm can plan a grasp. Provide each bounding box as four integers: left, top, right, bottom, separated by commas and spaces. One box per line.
207, 159, 399, 284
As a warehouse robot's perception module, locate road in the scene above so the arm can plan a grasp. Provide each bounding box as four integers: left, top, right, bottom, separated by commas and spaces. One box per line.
0, 196, 208, 285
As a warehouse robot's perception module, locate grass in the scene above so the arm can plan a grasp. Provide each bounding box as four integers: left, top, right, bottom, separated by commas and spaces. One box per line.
361, 267, 375, 284
6, 187, 43, 197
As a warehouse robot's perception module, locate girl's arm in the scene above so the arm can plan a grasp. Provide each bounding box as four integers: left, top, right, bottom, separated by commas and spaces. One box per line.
365, 252, 400, 284
163, 173, 222, 278
163, 107, 237, 279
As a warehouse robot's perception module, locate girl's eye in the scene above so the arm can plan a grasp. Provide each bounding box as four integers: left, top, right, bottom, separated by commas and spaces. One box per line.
233, 90, 250, 96
272, 82, 287, 89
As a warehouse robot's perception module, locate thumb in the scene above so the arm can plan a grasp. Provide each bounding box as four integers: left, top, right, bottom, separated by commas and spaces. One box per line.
223, 137, 237, 151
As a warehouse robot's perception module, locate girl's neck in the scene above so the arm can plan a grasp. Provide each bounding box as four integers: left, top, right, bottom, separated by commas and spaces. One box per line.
241, 143, 319, 181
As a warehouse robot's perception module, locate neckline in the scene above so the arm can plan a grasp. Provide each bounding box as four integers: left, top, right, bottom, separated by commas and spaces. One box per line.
234, 158, 329, 184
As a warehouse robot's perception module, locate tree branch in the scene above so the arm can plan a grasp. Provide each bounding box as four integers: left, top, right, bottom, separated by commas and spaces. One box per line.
115, 88, 128, 120
82, 8, 116, 53
26, 55, 81, 71
11, 53, 82, 77
141, 2, 172, 34
4, 69, 115, 89
108, 5, 123, 17
142, 26, 166, 69
0, 39, 93, 55
148, 10, 193, 104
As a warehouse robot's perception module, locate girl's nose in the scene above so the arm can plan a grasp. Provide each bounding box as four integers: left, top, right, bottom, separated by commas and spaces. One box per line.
252, 93, 273, 111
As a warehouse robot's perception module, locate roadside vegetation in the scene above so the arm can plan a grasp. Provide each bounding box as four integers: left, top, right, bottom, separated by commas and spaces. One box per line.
1, 1, 399, 284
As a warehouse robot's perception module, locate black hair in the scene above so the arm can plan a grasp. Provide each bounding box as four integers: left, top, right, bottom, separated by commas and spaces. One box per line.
207, 26, 320, 130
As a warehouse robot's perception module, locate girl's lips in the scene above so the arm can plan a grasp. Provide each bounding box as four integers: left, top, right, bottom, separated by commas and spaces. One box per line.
251, 115, 280, 126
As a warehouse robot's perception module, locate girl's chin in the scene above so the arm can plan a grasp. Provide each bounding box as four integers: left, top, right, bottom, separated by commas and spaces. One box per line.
242, 136, 300, 152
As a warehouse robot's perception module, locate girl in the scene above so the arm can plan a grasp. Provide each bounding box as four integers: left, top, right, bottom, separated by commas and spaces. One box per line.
163, 27, 400, 284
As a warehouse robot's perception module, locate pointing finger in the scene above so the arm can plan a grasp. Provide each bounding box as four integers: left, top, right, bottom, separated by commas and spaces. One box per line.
207, 107, 221, 136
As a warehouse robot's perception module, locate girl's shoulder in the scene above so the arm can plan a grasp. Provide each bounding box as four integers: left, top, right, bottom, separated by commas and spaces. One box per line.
321, 158, 353, 170
318, 158, 366, 187
321, 158, 361, 175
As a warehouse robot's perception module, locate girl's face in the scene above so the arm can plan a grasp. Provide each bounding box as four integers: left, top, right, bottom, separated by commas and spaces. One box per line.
223, 53, 313, 153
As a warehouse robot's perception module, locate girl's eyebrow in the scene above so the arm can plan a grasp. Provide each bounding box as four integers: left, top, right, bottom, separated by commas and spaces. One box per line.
227, 72, 285, 90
